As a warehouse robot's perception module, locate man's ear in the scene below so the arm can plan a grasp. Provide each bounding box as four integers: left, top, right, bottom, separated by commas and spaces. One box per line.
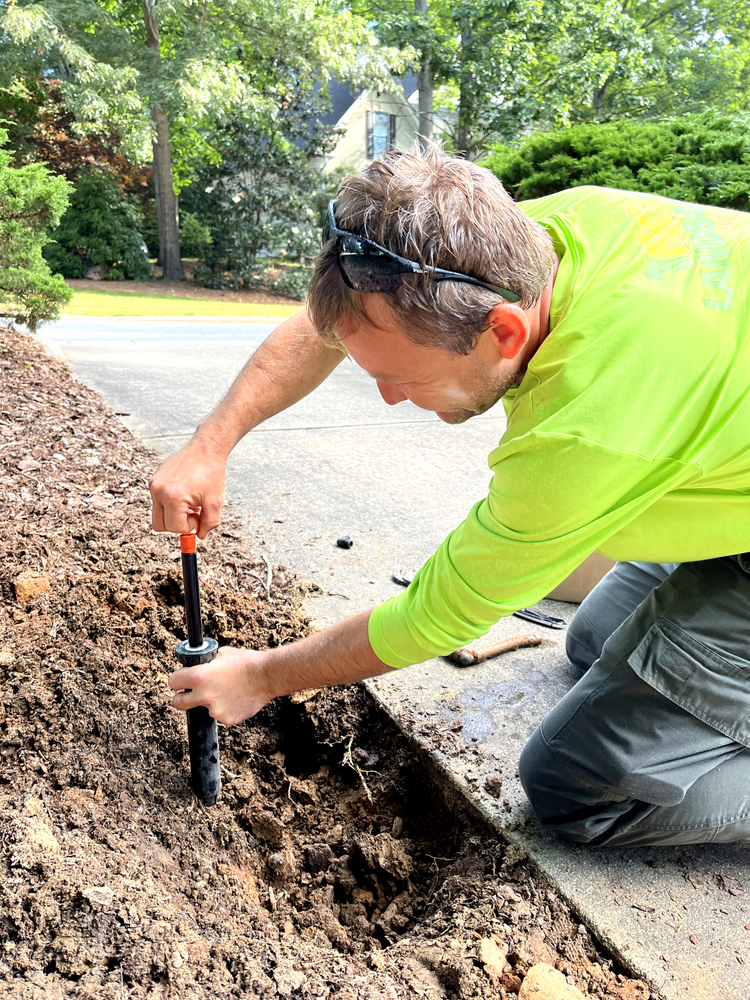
483, 303, 530, 360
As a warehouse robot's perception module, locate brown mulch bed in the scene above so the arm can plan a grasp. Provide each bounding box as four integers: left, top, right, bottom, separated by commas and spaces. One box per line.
0, 326, 652, 999
66, 261, 301, 306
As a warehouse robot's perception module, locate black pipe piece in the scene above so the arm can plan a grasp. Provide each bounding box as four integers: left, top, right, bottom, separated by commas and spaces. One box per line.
181, 550, 204, 647
175, 535, 221, 807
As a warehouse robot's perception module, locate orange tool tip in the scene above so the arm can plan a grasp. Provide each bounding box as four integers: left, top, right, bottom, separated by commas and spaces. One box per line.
180, 533, 197, 554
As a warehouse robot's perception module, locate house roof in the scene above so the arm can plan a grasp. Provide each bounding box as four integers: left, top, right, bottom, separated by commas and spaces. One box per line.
296, 73, 419, 150
320, 72, 418, 126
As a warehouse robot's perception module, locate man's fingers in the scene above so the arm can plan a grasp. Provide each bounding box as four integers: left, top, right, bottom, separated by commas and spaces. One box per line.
172, 689, 208, 712
151, 502, 166, 533
197, 499, 222, 539
170, 666, 211, 711
169, 666, 200, 691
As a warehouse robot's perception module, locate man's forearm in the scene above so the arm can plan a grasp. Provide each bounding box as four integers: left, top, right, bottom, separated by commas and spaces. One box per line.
262, 611, 392, 700
194, 307, 344, 457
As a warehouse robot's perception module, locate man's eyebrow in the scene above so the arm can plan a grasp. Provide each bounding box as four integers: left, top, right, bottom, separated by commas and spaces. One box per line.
366, 371, 401, 383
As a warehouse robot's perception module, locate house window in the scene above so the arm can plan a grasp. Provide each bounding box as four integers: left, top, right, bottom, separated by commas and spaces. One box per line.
366, 111, 397, 159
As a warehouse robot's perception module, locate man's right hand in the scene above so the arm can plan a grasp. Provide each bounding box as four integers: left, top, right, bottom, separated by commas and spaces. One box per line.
148, 309, 344, 540
149, 435, 227, 539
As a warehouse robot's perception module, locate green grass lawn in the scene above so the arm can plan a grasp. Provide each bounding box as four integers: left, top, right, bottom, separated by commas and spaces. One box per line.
63, 289, 302, 319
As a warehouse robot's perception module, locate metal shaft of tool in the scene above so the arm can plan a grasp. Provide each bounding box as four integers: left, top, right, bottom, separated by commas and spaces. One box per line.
181, 550, 204, 648
178, 536, 221, 807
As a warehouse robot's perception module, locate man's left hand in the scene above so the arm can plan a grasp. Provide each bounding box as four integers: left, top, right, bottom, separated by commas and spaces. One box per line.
168, 610, 392, 726
169, 646, 272, 726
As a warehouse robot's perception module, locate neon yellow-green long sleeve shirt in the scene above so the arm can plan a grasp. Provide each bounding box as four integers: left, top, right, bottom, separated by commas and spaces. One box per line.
369, 186, 750, 669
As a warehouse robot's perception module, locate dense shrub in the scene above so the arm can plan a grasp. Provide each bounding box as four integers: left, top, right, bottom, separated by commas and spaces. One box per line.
44, 168, 153, 280
0, 129, 72, 331
179, 211, 212, 259
482, 112, 750, 211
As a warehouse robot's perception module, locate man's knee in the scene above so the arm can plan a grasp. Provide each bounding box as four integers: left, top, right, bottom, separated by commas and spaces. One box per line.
565, 608, 601, 673
518, 726, 586, 839
519, 725, 634, 844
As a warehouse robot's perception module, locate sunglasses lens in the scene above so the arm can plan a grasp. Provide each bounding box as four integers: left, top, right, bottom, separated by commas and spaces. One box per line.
338, 235, 408, 292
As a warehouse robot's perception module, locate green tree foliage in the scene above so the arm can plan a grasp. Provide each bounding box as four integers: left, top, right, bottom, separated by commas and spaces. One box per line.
185, 88, 341, 299
0, 128, 72, 331
0, 0, 406, 279
357, 0, 750, 157
44, 168, 153, 280
482, 111, 750, 211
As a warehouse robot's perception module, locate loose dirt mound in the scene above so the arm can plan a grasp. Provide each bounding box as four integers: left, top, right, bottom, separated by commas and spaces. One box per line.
0, 328, 651, 999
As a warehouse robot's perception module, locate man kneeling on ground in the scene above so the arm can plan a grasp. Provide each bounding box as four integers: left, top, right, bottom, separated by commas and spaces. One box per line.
150, 145, 750, 848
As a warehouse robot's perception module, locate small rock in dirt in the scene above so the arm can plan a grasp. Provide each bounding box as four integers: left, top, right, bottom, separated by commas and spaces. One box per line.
503, 972, 524, 993
289, 687, 322, 705
325, 823, 344, 845
306, 842, 334, 873
17, 457, 41, 472
274, 959, 306, 996
392, 816, 404, 838
11, 800, 60, 870
514, 931, 557, 967
13, 571, 51, 604
519, 962, 586, 1000
350, 832, 413, 881
477, 935, 507, 978
0, 647, 14, 667
233, 774, 258, 800
82, 886, 115, 909
484, 776, 504, 799
248, 809, 285, 842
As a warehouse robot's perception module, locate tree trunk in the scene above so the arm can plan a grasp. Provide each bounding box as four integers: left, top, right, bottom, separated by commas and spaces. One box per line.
456, 17, 473, 157
142, 0, 185, 281
592, 72, 616, 121
414, 0, 433, 151
152, 107, 184, 280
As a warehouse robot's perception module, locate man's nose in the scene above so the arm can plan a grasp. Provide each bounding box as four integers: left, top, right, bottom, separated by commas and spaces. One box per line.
377, 381, 408, 405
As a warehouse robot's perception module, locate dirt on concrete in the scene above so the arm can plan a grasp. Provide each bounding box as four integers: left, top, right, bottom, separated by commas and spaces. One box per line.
0, 327, 653, 999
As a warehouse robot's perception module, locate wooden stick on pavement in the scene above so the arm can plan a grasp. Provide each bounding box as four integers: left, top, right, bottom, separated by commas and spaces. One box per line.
449, 633, 543, 667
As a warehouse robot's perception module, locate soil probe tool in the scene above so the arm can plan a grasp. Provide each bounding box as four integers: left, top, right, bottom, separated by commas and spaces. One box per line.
174, 522, 221, 807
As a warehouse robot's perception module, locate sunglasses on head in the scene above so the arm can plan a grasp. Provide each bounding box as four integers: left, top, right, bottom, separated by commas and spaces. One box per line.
323, 199, 520, 302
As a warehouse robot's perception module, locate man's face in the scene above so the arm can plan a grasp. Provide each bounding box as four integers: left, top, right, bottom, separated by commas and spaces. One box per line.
337, 294, 522, 424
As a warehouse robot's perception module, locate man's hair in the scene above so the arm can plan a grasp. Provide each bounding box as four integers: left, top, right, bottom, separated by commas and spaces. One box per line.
307, 145, 557, 356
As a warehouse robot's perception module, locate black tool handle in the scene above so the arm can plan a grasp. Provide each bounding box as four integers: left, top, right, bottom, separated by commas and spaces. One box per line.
176, 533, 221, 806
181, 550, 204, 647
176, 636, 221, 806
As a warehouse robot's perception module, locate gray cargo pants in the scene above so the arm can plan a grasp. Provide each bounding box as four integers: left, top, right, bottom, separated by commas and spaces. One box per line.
519, 556, 750, 846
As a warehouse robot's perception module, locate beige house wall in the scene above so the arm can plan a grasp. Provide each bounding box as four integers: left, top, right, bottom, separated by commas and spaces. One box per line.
321, 90, 419, 175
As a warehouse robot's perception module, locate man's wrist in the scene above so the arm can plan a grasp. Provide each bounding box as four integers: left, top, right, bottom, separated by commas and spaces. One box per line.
191, 421, 238, 461
255, 646, 287, 703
